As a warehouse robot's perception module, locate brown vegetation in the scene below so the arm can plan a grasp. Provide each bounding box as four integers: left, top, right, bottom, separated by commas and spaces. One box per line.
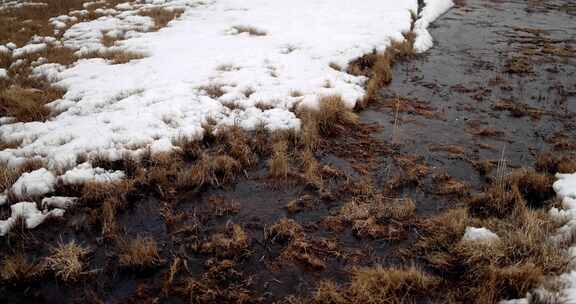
118, 235, 162, 269
139, 7, 185, 30
45, 240, 90, 282
1, 254, 43, 283
312, 266, 438, 304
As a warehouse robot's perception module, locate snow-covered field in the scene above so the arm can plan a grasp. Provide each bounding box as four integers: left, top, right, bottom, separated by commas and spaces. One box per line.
0, 0, 453, 234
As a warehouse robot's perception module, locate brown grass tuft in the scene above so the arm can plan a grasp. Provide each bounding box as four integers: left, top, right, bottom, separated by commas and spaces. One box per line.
1, 254, 42, 283
299, 149, 323, 189
346, 265, 438, 304
535, 153, 576, 174
0, 85, 57, 122
0, 163, 19, 193
139, 7, 185, 30
301, 95, 358, 137
265, 218, 304, 243
45, 240, 90, 282
268, 140, 291, 180
201, 224, 250, 258
79, 49, 146, 64
118, 235, 162, 269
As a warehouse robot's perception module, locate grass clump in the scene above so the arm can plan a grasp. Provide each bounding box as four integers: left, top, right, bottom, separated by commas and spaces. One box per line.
300, 95, 358, 137
0, 85, 56, 122
312, 266, 438, 304
1, 254, 42, 283
200, 224, 250, 258
138, 7, 185, 30
79, 49, 146, 64
118, 235, 162, 269
45, 240, 90, 282
268, 139, 291, 180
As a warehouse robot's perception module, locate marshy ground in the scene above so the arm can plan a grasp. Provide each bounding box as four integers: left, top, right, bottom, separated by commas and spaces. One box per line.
1, 0, 576, 303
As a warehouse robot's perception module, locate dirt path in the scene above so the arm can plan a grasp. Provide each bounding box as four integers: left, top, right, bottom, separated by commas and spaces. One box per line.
1, 0, 575, 303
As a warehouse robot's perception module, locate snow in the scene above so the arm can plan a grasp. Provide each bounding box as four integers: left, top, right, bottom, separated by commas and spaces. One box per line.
462, 227, 500, 244
12, 43, 48, 58
0, 0, 452, 236
11, 168, 57, 199
0, 68, 7, 78
42, 196, 78, 209
414, 0, 454, 53
0, 202, 65, 236
59, 162, 125, 185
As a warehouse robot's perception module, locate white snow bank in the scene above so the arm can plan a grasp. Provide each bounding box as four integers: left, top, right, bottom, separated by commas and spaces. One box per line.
59, 162, 125, 185
0, 0, 453, 171
0, 202, 65, 236
414, 0, 454, 53
0, 68, 7, 78
462, 227, 500, 244
11, 168, 57, 199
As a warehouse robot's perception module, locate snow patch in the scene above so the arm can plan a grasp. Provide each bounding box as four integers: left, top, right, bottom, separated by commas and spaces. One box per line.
462, 227, 500, 244
11, 168, 57, 199
59, 162, 125, 185
0, 202, 65, 236
42, 196, 78, 209
414, 0, 454, 53
12, 43, 48, 58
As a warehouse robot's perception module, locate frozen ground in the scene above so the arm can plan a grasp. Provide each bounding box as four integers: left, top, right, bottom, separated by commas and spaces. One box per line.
0, 0, 453, 234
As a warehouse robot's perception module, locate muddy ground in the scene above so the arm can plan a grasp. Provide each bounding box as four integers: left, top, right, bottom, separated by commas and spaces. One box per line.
1, 0, 575, 303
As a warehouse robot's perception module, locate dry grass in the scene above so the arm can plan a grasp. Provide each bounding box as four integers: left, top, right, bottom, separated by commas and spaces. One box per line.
468, 168, 554, 218
181, 154, 241, 187
347, 33, 415, 107
312, 266, 438, 304
406, 191, 569, 303
299, 95, 358, 137
265, 218, 304, 243
230, 25, 267, 36
79, 49, 146, 64
207, 196, 241, 216
0, 85, 60, 122
118, 235, 162, 269
299, 149, 323, 189
268, 140, 291, 180
0, 163, 19, 193
535, 153, 576, 174
78, 180, 135, 205
198, 83, 226, 99
138, 7, 185, 30
217, 126, 256, 167
45, 240, 90, 282
0, 0, 87, 46
201, 224, 250, 258
505, 56, 533, 73
1, 254, 42, 283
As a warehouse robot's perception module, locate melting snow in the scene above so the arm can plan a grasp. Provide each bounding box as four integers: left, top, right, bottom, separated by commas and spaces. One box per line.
11, 168, 57, 199
0, 0, 453, 235
462, 227, 500, 244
